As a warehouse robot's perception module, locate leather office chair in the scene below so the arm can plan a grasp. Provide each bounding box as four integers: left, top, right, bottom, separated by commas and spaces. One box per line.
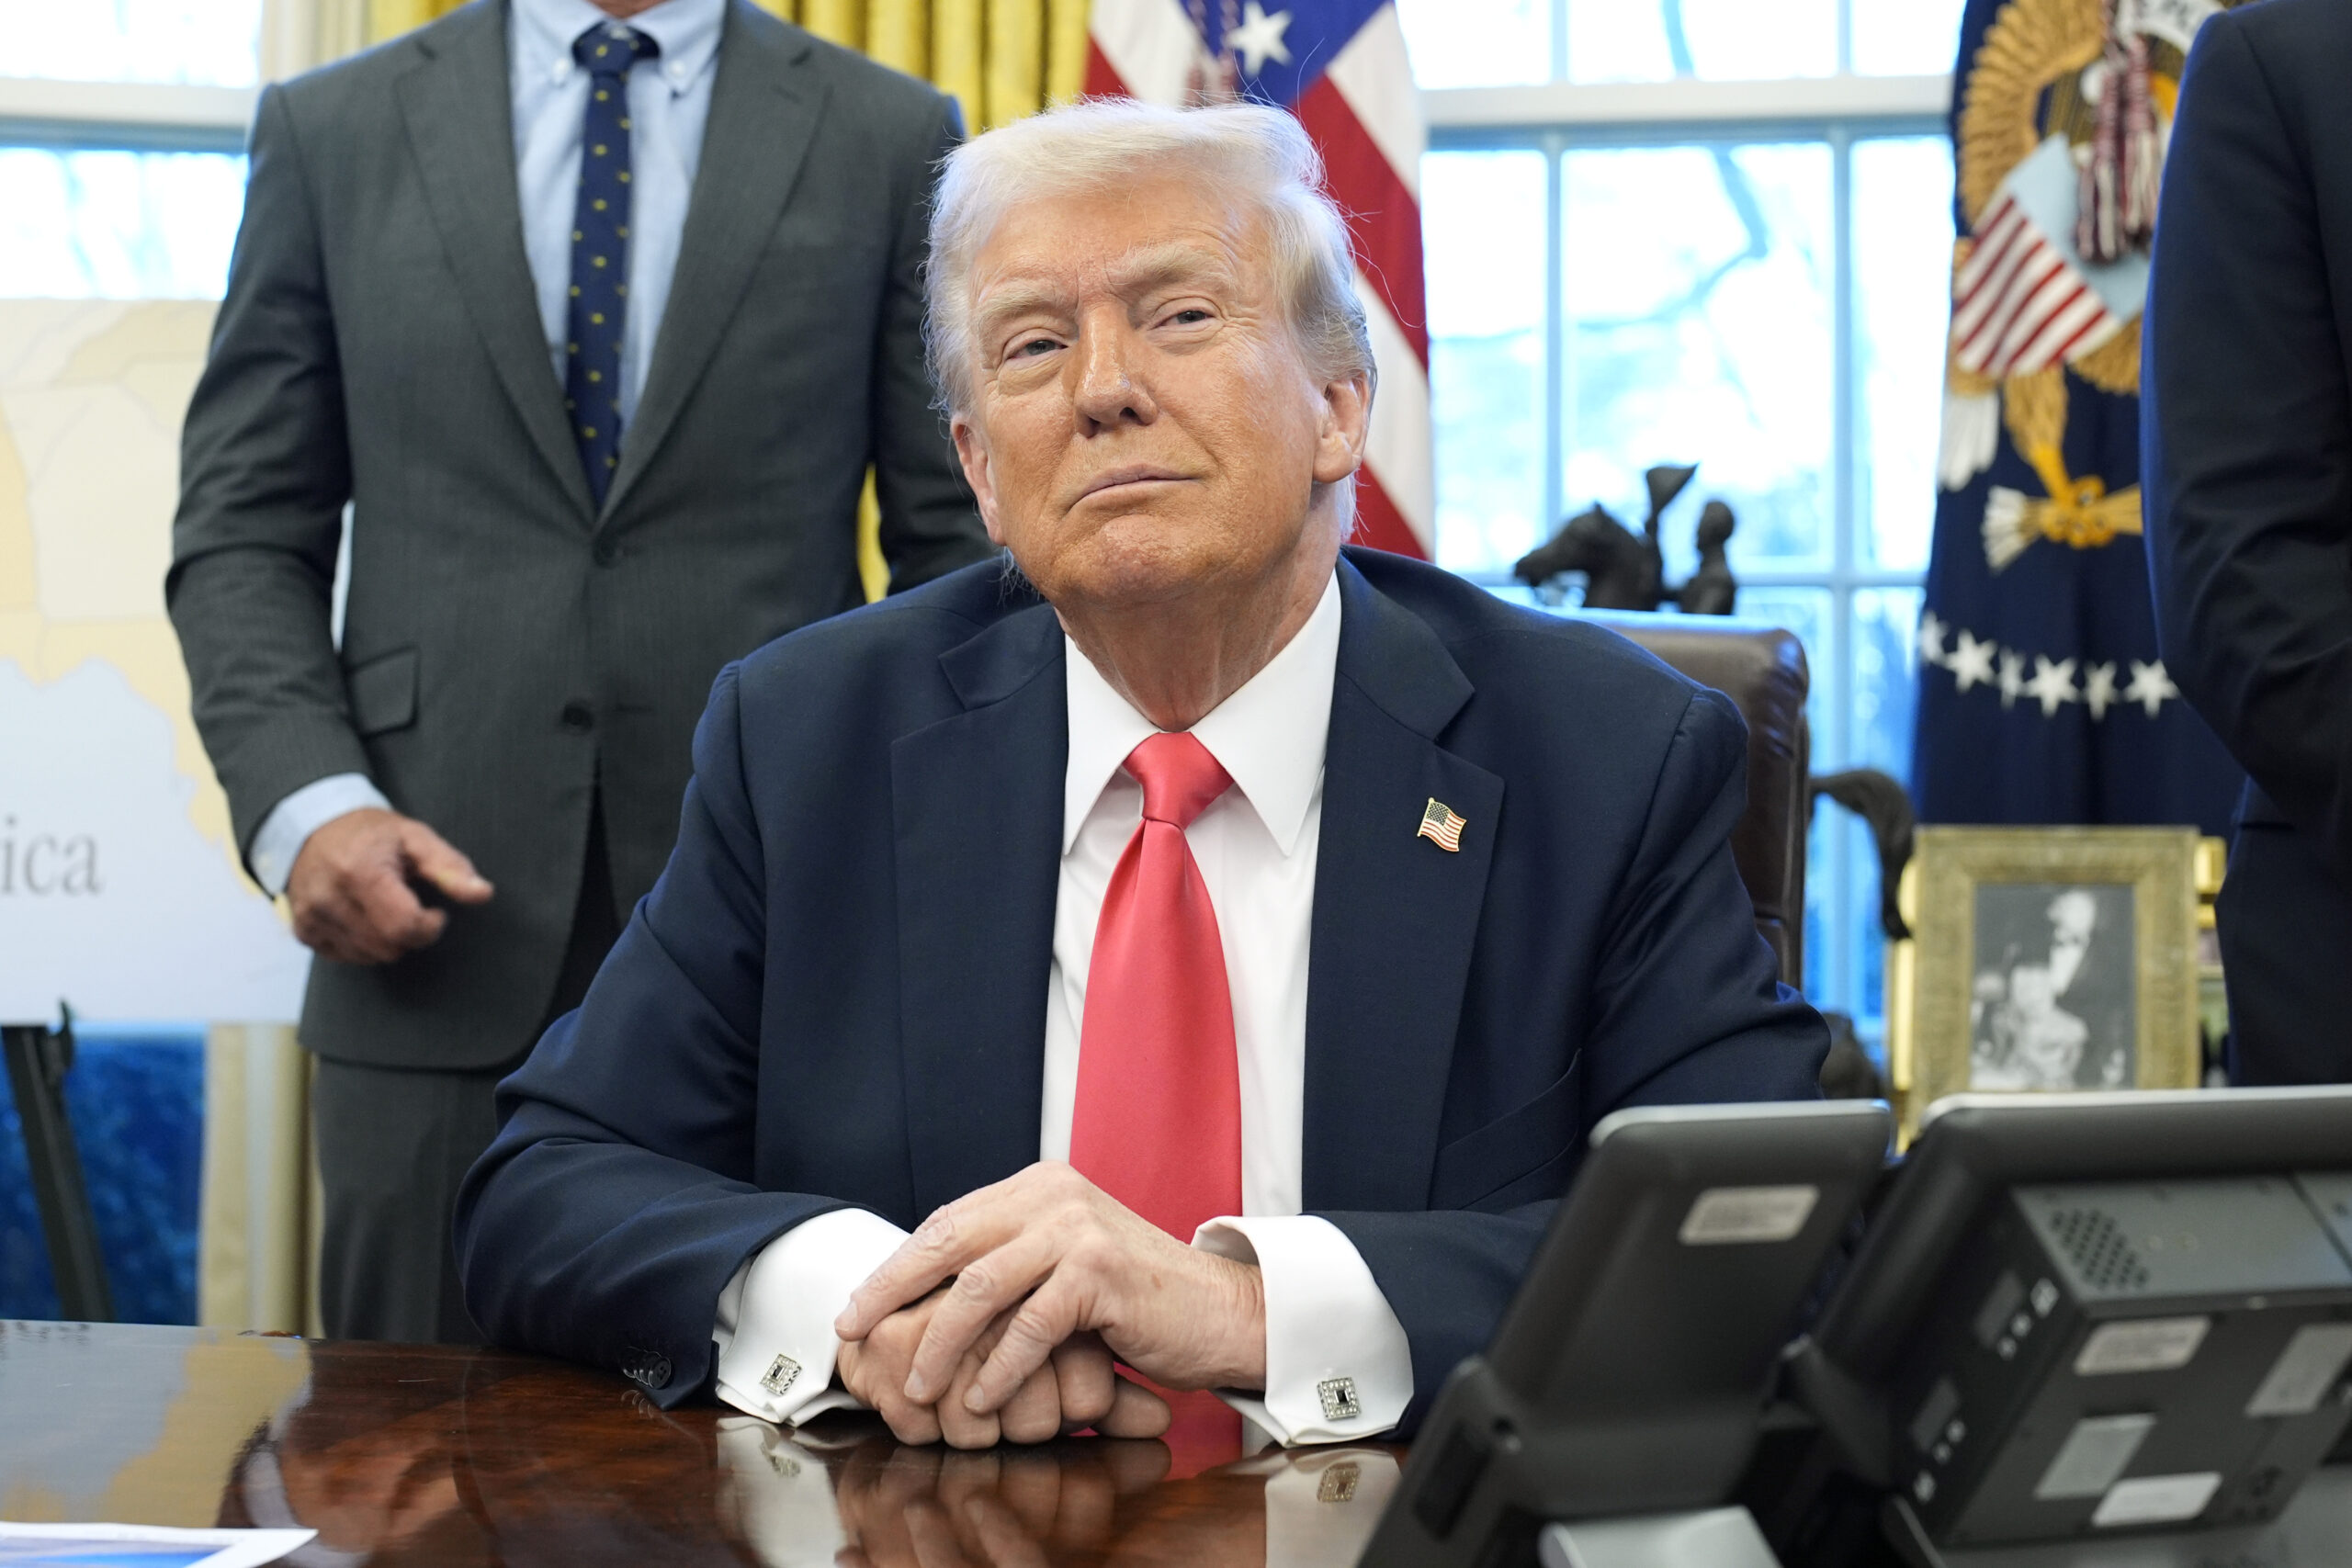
1575, 613, 1811, 988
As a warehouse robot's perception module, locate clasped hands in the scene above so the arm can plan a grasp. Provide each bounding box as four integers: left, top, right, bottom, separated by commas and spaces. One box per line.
831, 1163, 1265, 1449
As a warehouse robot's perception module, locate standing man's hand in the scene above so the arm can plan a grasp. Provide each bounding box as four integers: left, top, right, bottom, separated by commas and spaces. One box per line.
286, 807, 493, 964
835, 1163, 1266, 1426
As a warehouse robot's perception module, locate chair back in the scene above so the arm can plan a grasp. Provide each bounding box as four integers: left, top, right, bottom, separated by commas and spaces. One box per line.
1575, 613, 1811, 988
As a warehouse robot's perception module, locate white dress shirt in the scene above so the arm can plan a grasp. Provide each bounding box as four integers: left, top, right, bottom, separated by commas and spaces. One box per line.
711, 571, 1415, 1444
245, 0, 724, 894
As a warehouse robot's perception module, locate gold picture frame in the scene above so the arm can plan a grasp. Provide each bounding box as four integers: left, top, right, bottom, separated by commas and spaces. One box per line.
1887, 826, 2203, 1144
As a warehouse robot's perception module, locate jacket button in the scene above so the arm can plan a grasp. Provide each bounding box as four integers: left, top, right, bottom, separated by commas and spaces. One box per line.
592, 539, 620, 567
625, 1351, 672, 1389
560, 702, 594, 733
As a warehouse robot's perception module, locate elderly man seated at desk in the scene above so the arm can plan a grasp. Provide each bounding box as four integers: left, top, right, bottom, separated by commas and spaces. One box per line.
456, 98, 1827, 1451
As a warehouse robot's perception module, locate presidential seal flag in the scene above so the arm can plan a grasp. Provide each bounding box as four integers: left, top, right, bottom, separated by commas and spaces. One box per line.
1912, 0, 2239, 832
1085, 0, 1432, 559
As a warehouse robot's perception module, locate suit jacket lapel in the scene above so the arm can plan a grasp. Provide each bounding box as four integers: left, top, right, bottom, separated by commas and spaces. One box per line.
602, 2, 825, 522
394, 2, 596, 523
1302, 558, 1504, 1213
891, 597, 1067, 1217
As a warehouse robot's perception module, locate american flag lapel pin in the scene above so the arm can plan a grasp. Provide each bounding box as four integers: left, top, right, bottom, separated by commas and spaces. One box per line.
1418, 797, 1466, 853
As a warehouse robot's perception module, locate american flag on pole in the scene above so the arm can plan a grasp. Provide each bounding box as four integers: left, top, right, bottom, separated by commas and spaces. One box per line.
1084, 0, 1433, 559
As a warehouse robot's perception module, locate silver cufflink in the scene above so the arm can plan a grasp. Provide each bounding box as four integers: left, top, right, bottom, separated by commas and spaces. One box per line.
1317, 1375, 1362, 1422
1317, 1461, 1363, 1503
762, 1353, 801, 1398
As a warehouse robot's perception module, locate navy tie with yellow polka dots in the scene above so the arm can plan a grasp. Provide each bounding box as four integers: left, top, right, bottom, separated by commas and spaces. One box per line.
566, 22, 658, 508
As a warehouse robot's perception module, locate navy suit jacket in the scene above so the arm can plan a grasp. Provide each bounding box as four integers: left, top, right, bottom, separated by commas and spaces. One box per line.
2143, 0, 2352, 1082
456, 547, 1827, 1433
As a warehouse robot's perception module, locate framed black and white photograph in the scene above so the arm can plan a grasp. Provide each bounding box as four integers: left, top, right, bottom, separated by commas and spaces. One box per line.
1967, 882, 2135, 1092
1890, 828, 2202, 1142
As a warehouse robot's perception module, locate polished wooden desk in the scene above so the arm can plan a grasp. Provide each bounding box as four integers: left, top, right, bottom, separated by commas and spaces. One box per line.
0, 1320, 1401, 1566
13, 1322, 2346, 1567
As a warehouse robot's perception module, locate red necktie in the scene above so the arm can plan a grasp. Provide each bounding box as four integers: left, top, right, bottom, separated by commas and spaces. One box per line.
1069, 732, 1247, 1473
1069, 731, 1244, 1245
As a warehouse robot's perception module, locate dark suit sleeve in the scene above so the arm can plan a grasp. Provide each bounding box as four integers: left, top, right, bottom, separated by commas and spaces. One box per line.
2143, 13, 2352, 863
1319, 686, 1826, 1435
455, 662, 852, 1406
165, 85, 370, 863
869, 92, 995, 592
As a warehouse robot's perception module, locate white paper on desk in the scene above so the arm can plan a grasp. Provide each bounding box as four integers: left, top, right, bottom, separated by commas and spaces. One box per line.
0, 1521, 316, 1568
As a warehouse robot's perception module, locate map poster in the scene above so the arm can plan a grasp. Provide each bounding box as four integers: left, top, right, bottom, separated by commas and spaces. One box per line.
0, 300, 309, 1024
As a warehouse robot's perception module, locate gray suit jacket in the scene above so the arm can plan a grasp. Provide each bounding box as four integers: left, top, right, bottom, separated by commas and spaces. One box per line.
168, 0, 993, 1071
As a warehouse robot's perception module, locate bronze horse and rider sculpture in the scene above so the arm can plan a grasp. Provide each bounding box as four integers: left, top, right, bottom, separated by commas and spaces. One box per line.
1511, 463, 1739, 615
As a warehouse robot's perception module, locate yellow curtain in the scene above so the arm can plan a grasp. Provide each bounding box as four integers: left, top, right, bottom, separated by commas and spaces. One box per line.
365, 0, 462, 39
198, 1025, 323, 1335
756, 0, 1088, 598
369, 0, 1085, 599
759, 0, 1090, 130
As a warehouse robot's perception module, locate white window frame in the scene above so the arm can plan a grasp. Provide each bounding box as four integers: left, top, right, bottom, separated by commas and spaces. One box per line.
1422, 69, 1951, 1031
0, 0, 361, 151
0, 77, 253, 151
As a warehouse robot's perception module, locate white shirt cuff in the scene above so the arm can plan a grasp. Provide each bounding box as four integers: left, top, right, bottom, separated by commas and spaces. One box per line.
1193, 1213, 1412, 1445
249, 773, 390, 896
713, 1207, 911, 1426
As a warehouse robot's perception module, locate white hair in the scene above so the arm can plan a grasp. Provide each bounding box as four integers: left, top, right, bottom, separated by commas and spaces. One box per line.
922, 97, 1376, 419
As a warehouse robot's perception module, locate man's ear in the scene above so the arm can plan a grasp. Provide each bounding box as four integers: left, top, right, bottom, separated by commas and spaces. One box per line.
952, 416, 1007, 546
1313, 369, 1373, 486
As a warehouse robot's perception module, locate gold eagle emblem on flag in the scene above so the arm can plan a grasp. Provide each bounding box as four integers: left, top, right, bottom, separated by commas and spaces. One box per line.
1418, 798, 1465, 853
1943, 0, 2246, 570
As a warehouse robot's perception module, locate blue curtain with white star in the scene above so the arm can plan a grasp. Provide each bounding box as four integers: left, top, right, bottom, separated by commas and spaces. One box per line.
1910, 0, 2239, 832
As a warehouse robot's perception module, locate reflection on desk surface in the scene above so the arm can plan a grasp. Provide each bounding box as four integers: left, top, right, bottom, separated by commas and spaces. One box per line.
0, 1322, 1399, 1567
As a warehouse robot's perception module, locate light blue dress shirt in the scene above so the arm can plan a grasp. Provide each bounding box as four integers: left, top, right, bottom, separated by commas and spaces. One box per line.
249, 0, 726, 897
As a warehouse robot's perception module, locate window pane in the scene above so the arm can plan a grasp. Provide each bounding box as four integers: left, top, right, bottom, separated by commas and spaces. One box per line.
1853, 587, 1923, 780
1398, 0, 1551, 89
1852, 0, 1967, 75
1849, 587, 1923, 1020
7, 0, 264, 87
0, 150, 244, 299
1567, 0, 1837, 84
1426, 150, 1549, 577
1853, 137, 1955, 572
1561, 142, 1834, 581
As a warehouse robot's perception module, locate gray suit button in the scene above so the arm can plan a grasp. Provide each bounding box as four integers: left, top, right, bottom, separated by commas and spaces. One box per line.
622, 1348, 671, 1389
593, 539, 620, 567
560, 702, 594, 733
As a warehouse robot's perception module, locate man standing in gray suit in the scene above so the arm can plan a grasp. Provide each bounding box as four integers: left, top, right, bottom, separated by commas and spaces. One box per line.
168, 0, 992, 1344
